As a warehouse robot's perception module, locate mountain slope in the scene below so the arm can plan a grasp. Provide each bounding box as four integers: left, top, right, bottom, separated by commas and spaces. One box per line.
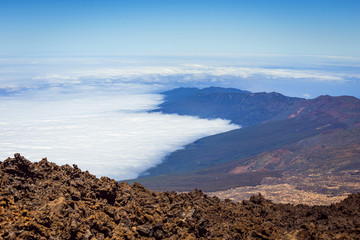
140, 117, 341, 177
226, 127, 360, 175
272, 95, 360, 125
131, 87, 360, 192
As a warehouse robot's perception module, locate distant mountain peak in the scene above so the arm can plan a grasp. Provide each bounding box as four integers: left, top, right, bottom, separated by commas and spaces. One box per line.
279, 94, 360, 125
155, 86, 304, 126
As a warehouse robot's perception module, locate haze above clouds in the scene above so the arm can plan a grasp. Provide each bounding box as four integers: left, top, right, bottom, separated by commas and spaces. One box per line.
2, 55, 359, 98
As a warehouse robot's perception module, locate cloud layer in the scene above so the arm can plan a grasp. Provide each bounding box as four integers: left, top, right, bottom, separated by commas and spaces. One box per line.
1, 55, 359, 99
32, 64, 349, 84
0, 92, 237, 180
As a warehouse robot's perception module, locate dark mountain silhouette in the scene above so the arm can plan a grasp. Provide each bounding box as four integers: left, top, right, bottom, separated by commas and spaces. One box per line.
1, 154, 360, 239
132, 87, 360, 192
151, 86, 304, 126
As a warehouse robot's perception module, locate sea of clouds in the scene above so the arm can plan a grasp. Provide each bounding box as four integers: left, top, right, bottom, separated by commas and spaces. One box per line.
0, 55, 359, 180
0, 91, 237, 179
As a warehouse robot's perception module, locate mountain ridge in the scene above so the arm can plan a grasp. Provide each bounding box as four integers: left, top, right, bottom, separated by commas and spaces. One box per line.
131, 87, 360, 195
151, 87, 304, 126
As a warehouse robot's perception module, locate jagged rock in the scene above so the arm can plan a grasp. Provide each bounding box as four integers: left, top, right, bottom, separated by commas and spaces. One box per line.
0, 154, 360, 239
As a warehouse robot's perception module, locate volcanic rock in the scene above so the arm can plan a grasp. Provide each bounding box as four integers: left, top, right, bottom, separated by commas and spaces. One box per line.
1, 154, 360, 239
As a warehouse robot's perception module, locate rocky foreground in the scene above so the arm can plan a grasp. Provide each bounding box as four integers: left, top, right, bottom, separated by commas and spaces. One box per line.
1, 154, 360, 239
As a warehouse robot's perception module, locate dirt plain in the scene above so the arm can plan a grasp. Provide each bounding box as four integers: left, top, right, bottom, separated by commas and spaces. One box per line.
207, 172, 360, 205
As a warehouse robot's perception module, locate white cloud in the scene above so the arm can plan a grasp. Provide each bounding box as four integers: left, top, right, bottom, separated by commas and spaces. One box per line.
29, 64, 348, 88
0, 92, 238, 180
303, 93, 311, 99
1, 56, 358, 95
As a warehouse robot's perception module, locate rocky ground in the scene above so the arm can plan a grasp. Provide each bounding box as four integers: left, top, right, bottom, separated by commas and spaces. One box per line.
1, 154, 360, 239
208, 172, 360, 205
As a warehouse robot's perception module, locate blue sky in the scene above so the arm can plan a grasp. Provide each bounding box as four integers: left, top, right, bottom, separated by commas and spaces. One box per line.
1, 0, 359, 56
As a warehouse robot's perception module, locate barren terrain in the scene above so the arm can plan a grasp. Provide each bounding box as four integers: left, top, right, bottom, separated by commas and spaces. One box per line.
1, 154, 360, 239
208, 172, 360, 205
